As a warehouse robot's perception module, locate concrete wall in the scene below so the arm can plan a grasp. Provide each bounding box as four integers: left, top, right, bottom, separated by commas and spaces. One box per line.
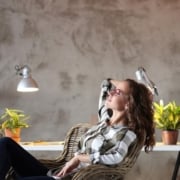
0, 0, 180, 179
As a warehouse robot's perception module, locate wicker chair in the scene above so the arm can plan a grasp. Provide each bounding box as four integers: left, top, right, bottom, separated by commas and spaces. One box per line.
6, 123, 145, 180
41, 123, 145, 180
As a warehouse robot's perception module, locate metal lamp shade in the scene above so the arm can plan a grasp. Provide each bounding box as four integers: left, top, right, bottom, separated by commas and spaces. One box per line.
17, 77, 39, 92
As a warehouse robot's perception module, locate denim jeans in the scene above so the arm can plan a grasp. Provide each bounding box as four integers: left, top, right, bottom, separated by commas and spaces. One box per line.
0, 137, 54, 180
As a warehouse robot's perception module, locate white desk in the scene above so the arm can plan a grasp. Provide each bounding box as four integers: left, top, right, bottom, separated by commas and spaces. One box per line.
20, 141, 180, 152
150, 142, 180, 151
20, 141, 179, 180
20, 141, 64, 151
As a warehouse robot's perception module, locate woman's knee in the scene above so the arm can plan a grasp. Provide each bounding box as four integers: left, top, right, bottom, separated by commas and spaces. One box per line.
0, 137, 14, 145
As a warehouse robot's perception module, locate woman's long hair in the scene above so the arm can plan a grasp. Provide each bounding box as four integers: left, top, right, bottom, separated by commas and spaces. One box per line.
125, 79, 155, 152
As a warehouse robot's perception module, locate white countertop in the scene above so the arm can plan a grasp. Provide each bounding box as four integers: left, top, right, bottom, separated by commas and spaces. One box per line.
19, 141, 180, 152
20, 141, 64, 151
152, 142, 180, 151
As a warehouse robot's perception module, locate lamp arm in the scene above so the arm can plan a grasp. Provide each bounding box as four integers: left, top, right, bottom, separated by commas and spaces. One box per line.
136, 67, 158, 96
143, 71, 158, 96
15, 65, 31, 77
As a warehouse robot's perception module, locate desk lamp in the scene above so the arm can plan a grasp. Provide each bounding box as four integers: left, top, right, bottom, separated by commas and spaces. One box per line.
15, 65, 39, 92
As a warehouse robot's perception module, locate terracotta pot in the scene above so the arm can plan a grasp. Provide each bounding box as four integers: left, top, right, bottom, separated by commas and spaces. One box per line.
4, 128, 21, 143
162, 130, 179, 145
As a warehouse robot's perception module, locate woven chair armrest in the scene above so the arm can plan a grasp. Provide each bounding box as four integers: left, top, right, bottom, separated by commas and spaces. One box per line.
39, 123, 92, 171
39, 158, 67, 169
60, 123, 92, 160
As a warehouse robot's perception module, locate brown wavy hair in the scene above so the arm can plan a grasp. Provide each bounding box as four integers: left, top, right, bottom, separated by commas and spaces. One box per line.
125, 79, 155, 152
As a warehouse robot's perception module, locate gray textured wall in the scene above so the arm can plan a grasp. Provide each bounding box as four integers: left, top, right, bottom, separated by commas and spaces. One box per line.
0, 0, 180, 179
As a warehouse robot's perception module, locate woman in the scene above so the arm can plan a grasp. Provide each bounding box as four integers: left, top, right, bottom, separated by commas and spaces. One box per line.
0, 79, 155, 180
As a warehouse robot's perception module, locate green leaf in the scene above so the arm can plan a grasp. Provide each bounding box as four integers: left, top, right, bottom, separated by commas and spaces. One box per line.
153, 101, 180, 130
0, 108, 30, 130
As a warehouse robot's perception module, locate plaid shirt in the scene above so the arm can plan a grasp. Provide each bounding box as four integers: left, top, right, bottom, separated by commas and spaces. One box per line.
76, 79, 137, 165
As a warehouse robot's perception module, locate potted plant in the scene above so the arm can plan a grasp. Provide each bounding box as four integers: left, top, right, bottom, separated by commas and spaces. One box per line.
153, 101, 180, 144
0, 108, 29, 142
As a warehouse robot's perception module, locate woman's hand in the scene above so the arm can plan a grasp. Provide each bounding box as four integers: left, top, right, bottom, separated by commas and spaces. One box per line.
110, 79, 121, 87
56, 156, 80, 177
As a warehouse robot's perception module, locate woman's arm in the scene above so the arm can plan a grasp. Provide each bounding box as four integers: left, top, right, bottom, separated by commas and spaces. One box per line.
56, 131, 136, 178
55, 154, 91, 177
110, 79, 121, 87
98, 79, 115, 122
75, 154, 91, 163
89, 130, 137, 165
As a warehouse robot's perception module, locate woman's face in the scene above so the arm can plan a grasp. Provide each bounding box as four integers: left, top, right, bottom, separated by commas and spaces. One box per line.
105, 81, 130, 111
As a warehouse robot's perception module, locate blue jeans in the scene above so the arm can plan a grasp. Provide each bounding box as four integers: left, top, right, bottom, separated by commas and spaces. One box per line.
0, 137, 54, 180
